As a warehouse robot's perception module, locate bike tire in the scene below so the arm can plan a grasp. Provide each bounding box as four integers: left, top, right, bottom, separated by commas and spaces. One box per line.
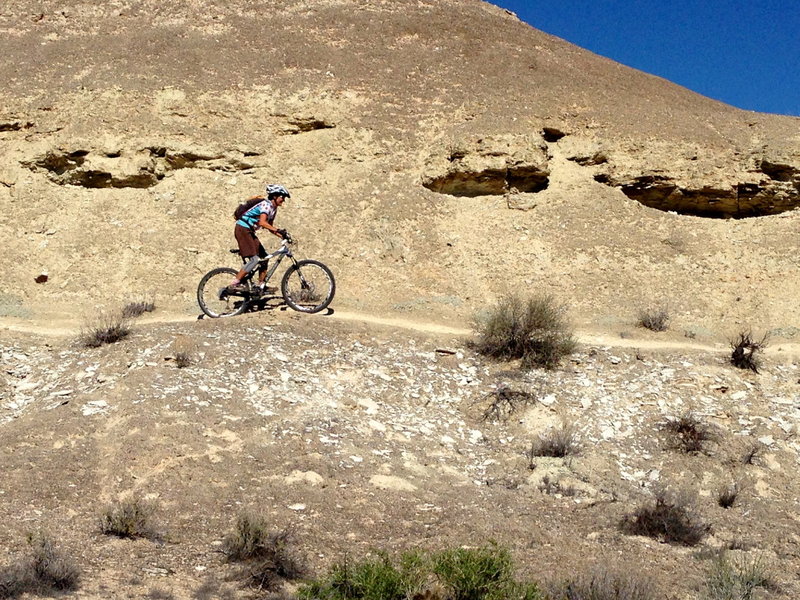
281, 259, 336, 314
197, 267, 252, 318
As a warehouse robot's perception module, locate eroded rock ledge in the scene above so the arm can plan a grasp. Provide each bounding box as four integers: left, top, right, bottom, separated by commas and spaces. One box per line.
423, 135, 550, 197
568, 141, 800, 219
22, 144, 260, 189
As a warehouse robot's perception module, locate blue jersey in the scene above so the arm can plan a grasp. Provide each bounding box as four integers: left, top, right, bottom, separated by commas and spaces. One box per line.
236, 200, 276, 230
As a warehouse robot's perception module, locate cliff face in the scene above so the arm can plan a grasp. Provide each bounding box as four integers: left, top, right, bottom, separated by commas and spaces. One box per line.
2, 0, 800, 335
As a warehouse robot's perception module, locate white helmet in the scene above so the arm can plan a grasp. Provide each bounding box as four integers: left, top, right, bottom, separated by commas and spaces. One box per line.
265, 184, 291, 199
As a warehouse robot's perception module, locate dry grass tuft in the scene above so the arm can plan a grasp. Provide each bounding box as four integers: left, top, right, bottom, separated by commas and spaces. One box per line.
79, 311, 131, 348
529, 420, 580, 459
122, 298, 156, 319
546, 565, 657, 600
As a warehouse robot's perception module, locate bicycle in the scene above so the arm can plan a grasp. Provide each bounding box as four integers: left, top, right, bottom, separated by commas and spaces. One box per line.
197, 232, 336, 318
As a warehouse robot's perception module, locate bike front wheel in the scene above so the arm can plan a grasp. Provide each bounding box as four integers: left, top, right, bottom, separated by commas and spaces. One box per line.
197, 267, 252, 318
281, 259, 336, 314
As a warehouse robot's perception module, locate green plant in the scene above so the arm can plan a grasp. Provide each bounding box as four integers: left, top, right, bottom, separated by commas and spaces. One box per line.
298, 545, 542, 600
663, 412, 715, 454
473, 294, 576, 370
299, 551, 426, 600
637, 306, 670, 332
547, 565, 657, 600
99, 497, 159, 540
79, 311, 131, 348
730, 332, 767, 373
620, 490, 710, 547
432, 543, 519, 600
704, 552, 775, 600
0, 533, 80, 598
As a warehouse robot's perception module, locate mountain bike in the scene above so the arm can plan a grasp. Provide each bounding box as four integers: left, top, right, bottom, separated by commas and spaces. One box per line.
197, 233, 335, 318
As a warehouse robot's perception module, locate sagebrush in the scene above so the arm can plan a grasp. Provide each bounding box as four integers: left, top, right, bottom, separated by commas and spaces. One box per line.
473, 294, 576, 370
223, 514, 306, 591
0, 533, 80, 598
99, 497, 159, 540
637, 306, 670, 332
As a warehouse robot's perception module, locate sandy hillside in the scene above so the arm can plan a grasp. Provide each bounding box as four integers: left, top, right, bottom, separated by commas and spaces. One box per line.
2, 1, 800, 599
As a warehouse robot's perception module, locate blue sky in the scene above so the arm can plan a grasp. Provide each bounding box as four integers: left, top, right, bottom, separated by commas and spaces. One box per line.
488, 1, 800, 117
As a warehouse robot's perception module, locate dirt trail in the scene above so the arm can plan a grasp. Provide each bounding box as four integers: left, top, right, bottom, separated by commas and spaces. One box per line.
1, 308, 780, 357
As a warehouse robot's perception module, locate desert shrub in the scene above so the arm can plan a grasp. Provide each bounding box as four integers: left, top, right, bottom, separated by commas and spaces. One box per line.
223, 513, 274, 562
0, 533, 80, 598
620, 490, 710, 547
480, 385, 535, 422
637, 307, 670, 332
546, 565, 657, 600
529, 420, 580, 459
740, 443, 762, 466
432, 543, 526, 600
99, 497, 159, 540
223, 515, 306, 590
175, 351, 192, 368
717, 483, 739, 509
122, 298, 156, 319
473, 294, 576, 370
79, 311, 131, 348
704, 552, 775, 600
298, 545, 543, 600
663, 412, 715, 454
730, 332, 767, 373
298, 551, 426, 600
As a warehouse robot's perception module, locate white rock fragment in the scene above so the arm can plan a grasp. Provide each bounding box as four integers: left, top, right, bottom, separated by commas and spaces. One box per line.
82, 400, 109, 416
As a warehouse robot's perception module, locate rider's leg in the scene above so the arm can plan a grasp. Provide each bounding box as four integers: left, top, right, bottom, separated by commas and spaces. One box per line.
231, 225, 261, 286
256, 242, 269, 285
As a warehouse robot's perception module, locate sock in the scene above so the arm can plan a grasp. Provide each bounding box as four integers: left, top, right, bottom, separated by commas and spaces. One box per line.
230, 278, 240, 286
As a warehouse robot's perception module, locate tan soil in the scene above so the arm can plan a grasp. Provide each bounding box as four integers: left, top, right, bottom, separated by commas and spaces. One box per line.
2, 1, 800, 599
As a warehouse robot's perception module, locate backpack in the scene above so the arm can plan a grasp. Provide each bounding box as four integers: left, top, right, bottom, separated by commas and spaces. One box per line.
233, 198, 262, 220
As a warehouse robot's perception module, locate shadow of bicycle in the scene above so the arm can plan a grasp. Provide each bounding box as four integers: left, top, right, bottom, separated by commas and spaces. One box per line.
196, 295, 334, 320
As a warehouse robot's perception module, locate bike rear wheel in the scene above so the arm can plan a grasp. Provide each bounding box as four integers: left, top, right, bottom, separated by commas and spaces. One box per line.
281, 259, 335, 314
197, 267, 252, 318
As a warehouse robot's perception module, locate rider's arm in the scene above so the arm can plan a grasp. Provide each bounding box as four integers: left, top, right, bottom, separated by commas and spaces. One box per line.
257, 213, 283, 237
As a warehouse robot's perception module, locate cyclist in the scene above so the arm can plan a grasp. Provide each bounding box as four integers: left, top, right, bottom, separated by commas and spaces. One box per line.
225, 184, 291, 295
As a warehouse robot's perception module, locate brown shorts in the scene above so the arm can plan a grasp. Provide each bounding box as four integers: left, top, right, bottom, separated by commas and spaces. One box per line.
234, 225, 266, 258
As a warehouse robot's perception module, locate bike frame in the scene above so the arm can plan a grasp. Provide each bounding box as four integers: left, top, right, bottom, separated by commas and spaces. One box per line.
240, 239, 297, 286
